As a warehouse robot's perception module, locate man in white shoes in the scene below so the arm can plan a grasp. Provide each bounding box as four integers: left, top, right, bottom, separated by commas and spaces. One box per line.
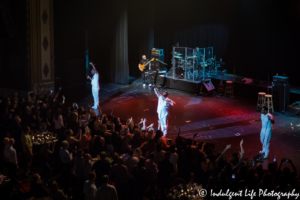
87, 62, 100, 109
138, 55, 151, 87
250, 106, 275, 158
153, 84, 176, 136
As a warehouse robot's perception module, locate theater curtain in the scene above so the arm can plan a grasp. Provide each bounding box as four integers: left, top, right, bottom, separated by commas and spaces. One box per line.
110, 3, 129, 85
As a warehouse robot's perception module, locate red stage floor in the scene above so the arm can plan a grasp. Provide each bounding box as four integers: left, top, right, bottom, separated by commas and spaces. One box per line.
81, 80, 300, 170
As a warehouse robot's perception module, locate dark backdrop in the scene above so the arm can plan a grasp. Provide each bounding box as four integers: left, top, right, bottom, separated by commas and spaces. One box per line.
1, 0, 300, 94
0, 0, 278, 89
49, 0, 300, 89
153, 0, 300, 86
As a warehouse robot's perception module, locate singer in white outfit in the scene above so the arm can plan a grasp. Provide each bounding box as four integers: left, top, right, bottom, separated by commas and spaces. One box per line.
251, 106, 275, 158
153, 84, 176, 136
87, 62, 100, 109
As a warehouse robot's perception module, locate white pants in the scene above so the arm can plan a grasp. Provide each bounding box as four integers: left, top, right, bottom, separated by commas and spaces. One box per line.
92, 88, 99, 108
260, 128, 271, 157
158, 112, 168, 136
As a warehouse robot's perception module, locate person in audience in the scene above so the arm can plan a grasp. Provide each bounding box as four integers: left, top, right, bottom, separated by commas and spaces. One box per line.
65, 128, 81, 153
155, 144, 166, 163
21, 125, 33, 177
155, 130, 170, 149
83, 153, 93, 179
133, 147, 144, 160
30, 173, 49, 199
111, 157, 130, 199
4, 138, 18, 178
157, 151, 174, 199
95, 175, 118, 200
12, 115, 23, 153
145, 152, 157, 200
53, 108, 64, 134
75, 149, 85, 181
83, 172, 97, 200
92, 151, 111, 187
39, 141, 55, 182
132, 158, 149, 200
169, 144, 178, 177
129, 129, 143, 150
124, 148, 139, 175
59, 140, 73, 178
48, 180, 68, 200
79, 126, 92, 154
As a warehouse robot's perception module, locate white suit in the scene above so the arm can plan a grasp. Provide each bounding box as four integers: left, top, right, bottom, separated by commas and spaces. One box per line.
260, 113, 273, 158
91, 73, 99, 108
154, 87, 174, 136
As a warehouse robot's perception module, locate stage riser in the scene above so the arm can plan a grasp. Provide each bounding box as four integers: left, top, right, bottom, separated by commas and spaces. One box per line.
163, 78, 201, 94
163, 77, 270, 100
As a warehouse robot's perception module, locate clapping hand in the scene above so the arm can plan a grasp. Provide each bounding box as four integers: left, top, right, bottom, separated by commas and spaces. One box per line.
87, 75, 91, 80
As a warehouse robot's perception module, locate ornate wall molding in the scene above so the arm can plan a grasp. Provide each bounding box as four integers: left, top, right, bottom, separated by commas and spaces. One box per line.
42, 36, 48, 51
42, 9, 48, 24
33, 82, 54, 94
40, 0, 51, 81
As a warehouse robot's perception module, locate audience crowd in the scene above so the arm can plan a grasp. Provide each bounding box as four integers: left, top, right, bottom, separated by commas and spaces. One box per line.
1, 90, 300, 200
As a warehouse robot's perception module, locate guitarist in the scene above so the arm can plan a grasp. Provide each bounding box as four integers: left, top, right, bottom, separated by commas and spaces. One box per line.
139, 55, 152, 87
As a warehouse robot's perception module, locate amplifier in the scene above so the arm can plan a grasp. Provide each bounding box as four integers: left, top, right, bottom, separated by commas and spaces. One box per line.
151, 48, 164, 56
273, 76, 289, 84
272, 82, 290, 111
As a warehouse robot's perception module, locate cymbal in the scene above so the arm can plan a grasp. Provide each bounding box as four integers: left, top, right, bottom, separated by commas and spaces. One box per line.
174, 52, 183, 55
186, 56, 197, 59
170, 52, 183, 56
174, 56, 182, 59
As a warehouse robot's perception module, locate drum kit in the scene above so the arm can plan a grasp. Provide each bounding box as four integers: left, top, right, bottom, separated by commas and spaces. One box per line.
171, 51, 216, 80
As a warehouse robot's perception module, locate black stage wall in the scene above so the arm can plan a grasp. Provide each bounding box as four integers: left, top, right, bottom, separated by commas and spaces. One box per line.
152, 0, 300, 86
51, 0, 300, 90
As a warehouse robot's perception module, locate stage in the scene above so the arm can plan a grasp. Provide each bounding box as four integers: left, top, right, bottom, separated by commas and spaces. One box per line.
80, 78, 300, 170
154, 73, 300, 104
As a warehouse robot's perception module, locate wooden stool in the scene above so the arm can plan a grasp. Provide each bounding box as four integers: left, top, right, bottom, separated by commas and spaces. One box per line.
257, 92, 266, 109
224, 81, 234, 97
265, 94, 274, 113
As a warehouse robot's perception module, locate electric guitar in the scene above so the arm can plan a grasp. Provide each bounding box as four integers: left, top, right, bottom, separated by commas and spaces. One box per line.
139, 58, 155, 71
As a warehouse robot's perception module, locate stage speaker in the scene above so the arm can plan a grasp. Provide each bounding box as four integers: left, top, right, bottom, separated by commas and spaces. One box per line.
272, 82, 290, 111
151, 55, 164, 70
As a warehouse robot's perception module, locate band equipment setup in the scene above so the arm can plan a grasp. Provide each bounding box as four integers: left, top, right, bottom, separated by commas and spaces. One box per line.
138, 46, 292, 112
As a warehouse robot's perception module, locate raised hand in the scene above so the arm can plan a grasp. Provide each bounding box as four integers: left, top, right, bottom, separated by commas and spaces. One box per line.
240, 139, 243, 147
268, 115, 272, 120
148, 123, 154, 128
225, 144, 231, 150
